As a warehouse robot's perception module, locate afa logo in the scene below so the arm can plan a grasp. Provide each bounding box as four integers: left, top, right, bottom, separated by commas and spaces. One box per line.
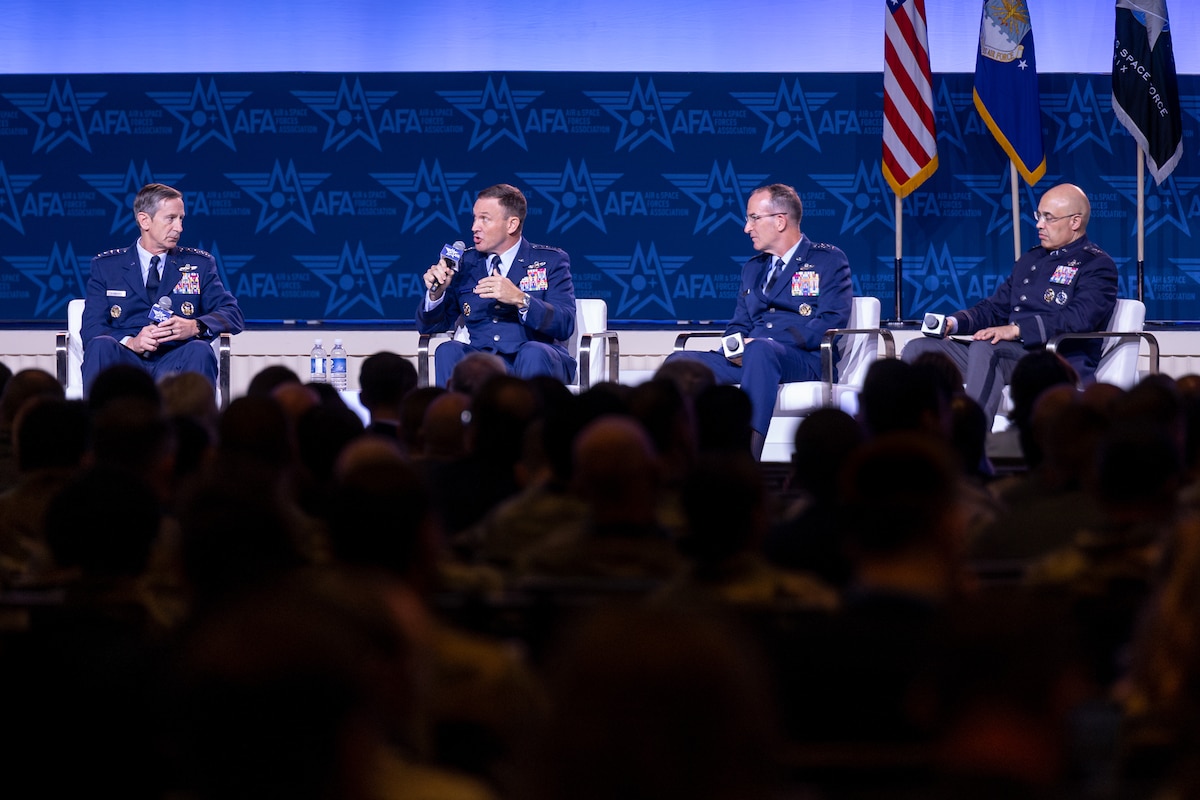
293, 78, 395, 152
663, 161, 767, 236
587, 242, 689, 319
2, 79, 104, 154
517, 159, 621, 234
1102, 173, 1200, 238
296, 241, 396, 318
372, 159, 475, 234
7, 242, 88, 318
585, 77, 689, 153
731, 79, 833, 154
1042, 79, 1113, 155
1164, 259, 1200, 305
81, 162, 185, 236
226, 159, 330, 235
956, 168, 1052, 237
147, 78, 250, 153
810, 161, 895, 236
0, 161, 38, 235
437, 76, 542, 151
895, 242, 987, 316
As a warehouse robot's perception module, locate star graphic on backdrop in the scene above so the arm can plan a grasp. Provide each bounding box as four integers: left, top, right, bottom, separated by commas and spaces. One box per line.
585, 78, 688, 152
1042, 80, 1113, 155
810, 161, 896, 236
731, 79, 834, 153
299, 241, 396, 318
226, 159, 330, 234
372, 159, 474, 233
3, 79, 103, 153
0, 161, 39, 234
956, 167, 1052, 237
589, 242, 689, 319
934, 79, 972, 154
664, 161, 767, 236
148, 77, 248, 152
1101, 173, 1199, 238
518, 159, 621, 234
293, 77, 393, 152
897, 242, 984, 313
7, 242, 88, 317
80, 161, 185, 236
437, 77, 541, 151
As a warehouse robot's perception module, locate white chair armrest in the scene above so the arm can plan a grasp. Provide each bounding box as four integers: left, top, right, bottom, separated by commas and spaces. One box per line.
217, 332, 232, 410
673, 330, 723, 351
578, 330, 620, 390
55, 331, 69, 387
818, 327, 896, 406
1045, 330, 1160, 375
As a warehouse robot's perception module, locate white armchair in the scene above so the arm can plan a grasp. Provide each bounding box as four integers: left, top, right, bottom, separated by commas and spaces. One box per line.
993, 298, 1160, 432
673, 296, 895, 462
55, 298, 233, 409
416, 297, 619, 392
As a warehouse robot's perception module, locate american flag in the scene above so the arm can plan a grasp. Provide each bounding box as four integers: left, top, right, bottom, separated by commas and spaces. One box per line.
883, 0, 938, 197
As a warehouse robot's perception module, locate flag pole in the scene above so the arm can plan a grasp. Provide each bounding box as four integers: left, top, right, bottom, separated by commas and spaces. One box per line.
894, 193, 903, 321
1010, 161, 1020, 260
1137, 149, 1145, 303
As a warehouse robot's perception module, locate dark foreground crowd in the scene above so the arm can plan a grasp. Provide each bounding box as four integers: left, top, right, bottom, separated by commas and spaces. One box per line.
1, 346, 1199, 800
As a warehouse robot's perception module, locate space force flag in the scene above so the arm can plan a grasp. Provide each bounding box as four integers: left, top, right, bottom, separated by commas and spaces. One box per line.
973, 0, 1045, 185
1113, 0, 1183, 185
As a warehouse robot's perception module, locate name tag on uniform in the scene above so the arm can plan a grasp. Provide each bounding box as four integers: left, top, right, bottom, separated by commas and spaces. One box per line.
792, 271, 820, 297
106, 289, 126, 297
1050, 265, 1078, 285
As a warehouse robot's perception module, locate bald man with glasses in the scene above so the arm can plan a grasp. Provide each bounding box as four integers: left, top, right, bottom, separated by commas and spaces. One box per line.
903, 182, 1118, 422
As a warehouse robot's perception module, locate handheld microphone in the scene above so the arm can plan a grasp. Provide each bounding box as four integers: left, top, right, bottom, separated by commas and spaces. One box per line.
148, 295, 174, 324
430, 240, 466, 292
921, 313, 948, 338
722, 332, 745, 359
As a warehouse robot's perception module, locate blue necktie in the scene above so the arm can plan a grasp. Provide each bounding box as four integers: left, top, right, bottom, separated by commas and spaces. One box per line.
764, 257, 784, 294
146, 255, 161, 302
490, 254, 502, 277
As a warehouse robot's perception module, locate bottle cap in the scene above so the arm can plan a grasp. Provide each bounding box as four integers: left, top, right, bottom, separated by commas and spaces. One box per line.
314, 338, 322, 346
334, 338, 343, 346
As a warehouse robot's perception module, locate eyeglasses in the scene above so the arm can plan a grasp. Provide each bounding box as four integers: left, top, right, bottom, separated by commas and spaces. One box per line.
745, 212, 786, 224
1033, 210, 1081, 224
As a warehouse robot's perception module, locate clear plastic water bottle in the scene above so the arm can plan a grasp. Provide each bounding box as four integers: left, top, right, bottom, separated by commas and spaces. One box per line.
310, 338, 327, 384
329, 339, 348, 392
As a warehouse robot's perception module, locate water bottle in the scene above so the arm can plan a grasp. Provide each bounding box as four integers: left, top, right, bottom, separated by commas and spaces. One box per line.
329, 339, 348, 392
310, 338, 327, 384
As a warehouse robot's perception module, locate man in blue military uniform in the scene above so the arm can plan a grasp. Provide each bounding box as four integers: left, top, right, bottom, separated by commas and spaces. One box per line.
903, 182, 1118, 421
664, 183, 853, 460
418, 183, 576, 387
81, 183, 244, 394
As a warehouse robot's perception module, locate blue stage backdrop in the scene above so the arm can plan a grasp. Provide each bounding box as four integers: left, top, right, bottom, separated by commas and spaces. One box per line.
1, 71, 1198, 325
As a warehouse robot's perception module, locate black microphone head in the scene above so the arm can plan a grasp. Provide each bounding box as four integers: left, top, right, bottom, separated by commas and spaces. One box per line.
158, 296, 172, 310
923, 313, 938, 328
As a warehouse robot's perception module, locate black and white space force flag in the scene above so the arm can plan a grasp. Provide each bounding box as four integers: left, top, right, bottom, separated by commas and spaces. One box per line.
1112, 0, 1182, 185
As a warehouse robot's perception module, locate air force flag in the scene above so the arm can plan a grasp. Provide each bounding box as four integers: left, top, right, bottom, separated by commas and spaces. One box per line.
973, 0, 1045, 185
1112, 0, 1183, 185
